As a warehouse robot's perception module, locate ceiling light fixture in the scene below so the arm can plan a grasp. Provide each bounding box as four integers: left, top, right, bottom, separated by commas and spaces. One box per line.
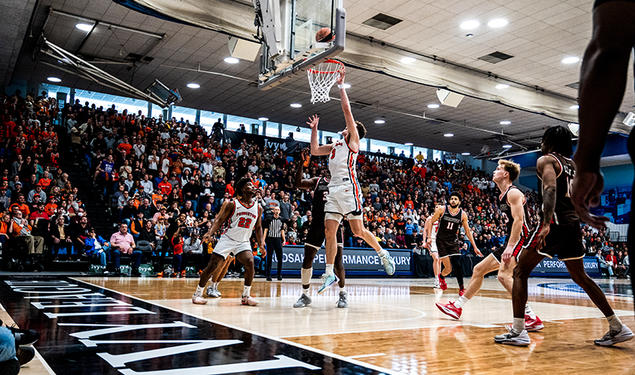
461, 152, 470, 156
290, 103, 302, 108
561, 56, 580, 65
400, 56, 416, 64
460, 20, 480, 30
502, 144, 512, 149
75, 23, 93, 32
186, 83, 200, 89
374, 119, 386, 124
224, 57, 240, 64
258, 117, 269, 121
465, 33, 474, 38
404, 142, 413, 146
500, 120, 511, 125
570, 104, 579, 110
47, 77, 62, 83
496, 83, 510, 90
444, 133, 454, 137
487, 18, 508, 28
568, 123, 580, 136
427, 103, 440, 109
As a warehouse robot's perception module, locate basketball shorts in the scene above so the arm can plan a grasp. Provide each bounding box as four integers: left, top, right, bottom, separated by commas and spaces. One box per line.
325, 184, 363, 222
429, 240, 438, 254
213, 235, 252, 259
305, 224, 343, 250
493, 233, 529, 263
524, 222, 585, 261
436, 239, 460, 258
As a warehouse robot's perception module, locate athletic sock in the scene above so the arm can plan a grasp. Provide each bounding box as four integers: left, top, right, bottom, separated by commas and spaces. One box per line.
302, 286, 310, 295
325, 264, 334, 276
301, 267, 313, 288
525, 304, 536, 319
195, 285, 204, 296
339, 287, 346, 294
513, 317, 525, 333
607, 314, 623, 332
213, 282, 219, 291
454, 295, 468, 308
242, 285, 251, 297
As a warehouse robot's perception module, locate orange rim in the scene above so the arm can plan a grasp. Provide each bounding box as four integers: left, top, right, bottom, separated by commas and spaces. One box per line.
307, 59, 345, 75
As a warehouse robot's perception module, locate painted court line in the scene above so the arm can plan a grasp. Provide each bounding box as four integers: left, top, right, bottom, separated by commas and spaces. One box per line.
349, 353, 386, 359
72, 278, 400, 375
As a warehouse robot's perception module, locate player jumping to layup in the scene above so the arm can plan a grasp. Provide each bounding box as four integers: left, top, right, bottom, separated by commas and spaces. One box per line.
425, 192, 479, 296
436, 160, 542, 332
495, 126, 633, 346
309, 72, 395, 294
192, 177, 265, 306
293, 149, 347, 308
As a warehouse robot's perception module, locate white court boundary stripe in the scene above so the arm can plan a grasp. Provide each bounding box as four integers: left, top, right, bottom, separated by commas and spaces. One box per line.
349, 353, 386, 359
71, 278, 400, 375
34, 348, 56, 375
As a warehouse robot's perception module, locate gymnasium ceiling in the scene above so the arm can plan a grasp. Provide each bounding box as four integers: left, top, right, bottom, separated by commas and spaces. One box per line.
3, 0, 634, 156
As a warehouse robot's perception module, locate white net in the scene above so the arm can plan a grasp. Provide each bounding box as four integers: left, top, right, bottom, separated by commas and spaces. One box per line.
307, 59, 345, 104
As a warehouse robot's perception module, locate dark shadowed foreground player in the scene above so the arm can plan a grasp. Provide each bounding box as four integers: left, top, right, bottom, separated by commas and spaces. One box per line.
571, 0, 635, 311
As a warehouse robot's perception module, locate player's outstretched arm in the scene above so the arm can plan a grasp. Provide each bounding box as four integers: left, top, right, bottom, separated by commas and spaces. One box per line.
255, 206, 266, 250
424, 206, 444, 245
337, 72, 359, 152
461, 212, 482, 257
308, 115, 332, 156
537, 156, 558, 227
203, 199, 234, 242
295, 149, 320, 190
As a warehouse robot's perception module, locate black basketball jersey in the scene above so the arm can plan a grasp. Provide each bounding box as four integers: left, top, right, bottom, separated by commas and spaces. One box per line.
498, 185, 530, 239
436, 205, 462, 244
539, 153, 578, 225
311, 177, 329, 223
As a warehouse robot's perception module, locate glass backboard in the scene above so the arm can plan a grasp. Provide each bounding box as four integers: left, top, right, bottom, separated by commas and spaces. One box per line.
254, 0, 345, 89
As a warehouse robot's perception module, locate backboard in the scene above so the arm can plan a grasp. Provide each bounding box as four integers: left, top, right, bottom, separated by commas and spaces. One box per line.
253, 0, 345, 89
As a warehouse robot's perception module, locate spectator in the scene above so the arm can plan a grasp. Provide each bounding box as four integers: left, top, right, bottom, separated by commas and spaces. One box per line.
84, 228, 110, 268
109, 223, 139, 275
184, 231, 204, 269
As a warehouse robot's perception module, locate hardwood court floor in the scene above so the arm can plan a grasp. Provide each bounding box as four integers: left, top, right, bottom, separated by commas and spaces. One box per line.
69, 276, 634, 375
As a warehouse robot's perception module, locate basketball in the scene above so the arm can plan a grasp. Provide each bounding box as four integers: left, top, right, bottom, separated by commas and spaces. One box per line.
315, 27, 334, 42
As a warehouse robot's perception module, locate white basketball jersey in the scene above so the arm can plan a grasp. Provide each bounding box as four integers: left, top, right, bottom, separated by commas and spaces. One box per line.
328, 139, 358, 186
430, 221, 439, 241
222, 198, 259, 242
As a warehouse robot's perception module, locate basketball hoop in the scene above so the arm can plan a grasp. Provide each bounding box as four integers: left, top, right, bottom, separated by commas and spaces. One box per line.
307, 59, 345, 104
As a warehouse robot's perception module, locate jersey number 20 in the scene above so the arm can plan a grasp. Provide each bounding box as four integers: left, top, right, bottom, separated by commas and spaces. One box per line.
237, 217, 252, 228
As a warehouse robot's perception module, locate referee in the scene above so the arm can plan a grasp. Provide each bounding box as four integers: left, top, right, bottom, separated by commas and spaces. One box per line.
264, 206, 286, 281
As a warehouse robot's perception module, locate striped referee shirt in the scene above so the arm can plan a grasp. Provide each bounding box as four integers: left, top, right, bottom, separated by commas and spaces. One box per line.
264, 217, 284, 238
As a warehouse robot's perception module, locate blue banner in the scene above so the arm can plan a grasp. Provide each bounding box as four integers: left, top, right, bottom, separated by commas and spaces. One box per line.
530, 256, 600, 278
272, 246, 413, 276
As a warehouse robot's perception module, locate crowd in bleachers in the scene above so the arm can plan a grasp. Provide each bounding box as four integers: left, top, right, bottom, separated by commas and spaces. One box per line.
0, 90, 629, 279
0, 92, 90, 270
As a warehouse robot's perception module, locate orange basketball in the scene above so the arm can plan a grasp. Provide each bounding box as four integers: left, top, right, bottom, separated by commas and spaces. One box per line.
315, 27, 335, 42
